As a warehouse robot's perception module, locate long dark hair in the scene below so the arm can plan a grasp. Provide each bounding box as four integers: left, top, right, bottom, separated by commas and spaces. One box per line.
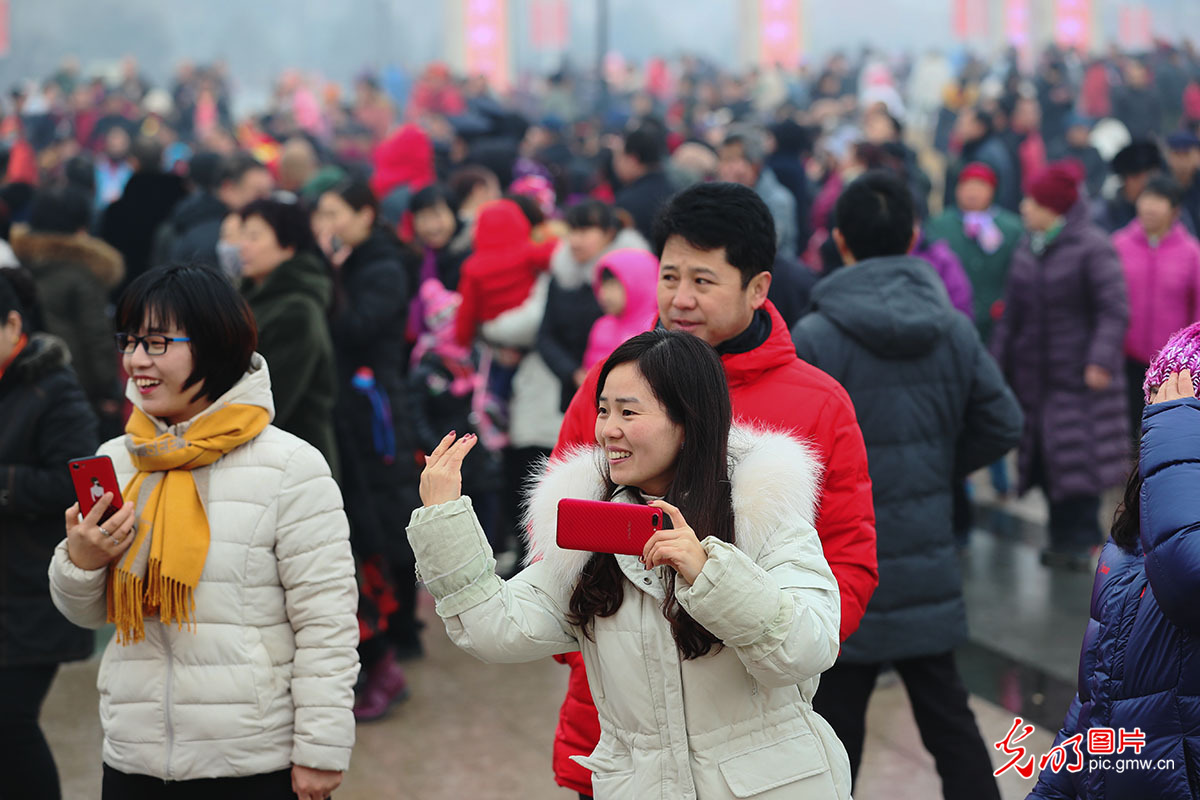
567, 329, 734, 660
1112, 457, 1142, 553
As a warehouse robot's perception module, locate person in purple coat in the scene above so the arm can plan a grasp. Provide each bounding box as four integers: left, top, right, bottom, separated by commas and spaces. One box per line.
992, 163, 1131, 570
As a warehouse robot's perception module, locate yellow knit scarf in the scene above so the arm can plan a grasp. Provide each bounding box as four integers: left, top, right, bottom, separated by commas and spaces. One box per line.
108, 403, 270, 644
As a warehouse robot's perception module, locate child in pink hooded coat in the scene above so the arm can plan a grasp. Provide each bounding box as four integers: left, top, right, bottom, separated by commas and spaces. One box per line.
581, 249, 661, 370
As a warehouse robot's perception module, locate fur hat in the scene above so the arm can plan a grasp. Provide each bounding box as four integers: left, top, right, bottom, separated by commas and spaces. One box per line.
1144, 322, 1200, 402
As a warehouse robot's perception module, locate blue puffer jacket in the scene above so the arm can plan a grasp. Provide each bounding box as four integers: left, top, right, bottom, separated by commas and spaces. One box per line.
1029, 398, 1200, 799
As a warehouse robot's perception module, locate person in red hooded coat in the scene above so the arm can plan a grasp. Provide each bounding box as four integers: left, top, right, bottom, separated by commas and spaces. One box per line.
547, 182, 878, 797
453, 199, 557, 348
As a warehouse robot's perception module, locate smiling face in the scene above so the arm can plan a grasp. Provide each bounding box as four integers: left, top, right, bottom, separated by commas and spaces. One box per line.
595, 362, 684, 497
657, 235, 770, 348
121, 315, 212, 426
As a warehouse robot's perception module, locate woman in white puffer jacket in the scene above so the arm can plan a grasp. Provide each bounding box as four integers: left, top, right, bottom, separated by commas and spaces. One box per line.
48, 265, 358, 800
408, 330, 851, 799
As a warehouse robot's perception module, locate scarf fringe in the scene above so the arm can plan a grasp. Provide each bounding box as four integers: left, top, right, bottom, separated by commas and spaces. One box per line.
109, 559, 197, 645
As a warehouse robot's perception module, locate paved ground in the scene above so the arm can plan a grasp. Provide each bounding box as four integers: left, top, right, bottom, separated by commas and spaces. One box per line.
45, 588, 1053, 799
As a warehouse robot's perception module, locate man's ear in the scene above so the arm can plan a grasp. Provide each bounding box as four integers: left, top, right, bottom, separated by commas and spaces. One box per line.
908, 226, 920, 254
748, 270, 772, 309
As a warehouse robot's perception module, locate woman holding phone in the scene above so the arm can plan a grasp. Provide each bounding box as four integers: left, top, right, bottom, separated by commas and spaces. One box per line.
48, 265, 358, 800
407, 329, 851, 799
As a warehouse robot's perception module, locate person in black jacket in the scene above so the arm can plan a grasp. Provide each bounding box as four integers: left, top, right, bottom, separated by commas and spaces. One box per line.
99, 137, 187, 299
156, 151, 273, 269
613, 124, 677, 244
0, 268, 98, 799
315, 179, 418, 719
793, 171, 1023, 799
945, 107, 1020, 213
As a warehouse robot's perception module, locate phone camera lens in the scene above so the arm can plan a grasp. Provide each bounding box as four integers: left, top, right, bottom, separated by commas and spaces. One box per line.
652, 514, 659, 526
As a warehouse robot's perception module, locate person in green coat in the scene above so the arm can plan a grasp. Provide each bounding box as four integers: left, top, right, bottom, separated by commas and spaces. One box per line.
925, 162, 1025, 345
237, 198, 339, 475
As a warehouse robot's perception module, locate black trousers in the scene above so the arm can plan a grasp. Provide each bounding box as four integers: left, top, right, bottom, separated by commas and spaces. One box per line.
1126, 357, 1149, 445
812, 651, 1000, 800
1047, 494, 1101, 553
0, 663, 60, 800
102, 765, 301, 799
502, 445, 551, 562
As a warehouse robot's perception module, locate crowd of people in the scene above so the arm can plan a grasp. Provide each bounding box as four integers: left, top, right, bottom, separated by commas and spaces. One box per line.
4, 34, 1200, 800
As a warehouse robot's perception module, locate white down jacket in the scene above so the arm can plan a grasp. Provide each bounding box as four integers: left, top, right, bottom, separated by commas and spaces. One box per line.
48, 355, 359, 780
407, 427, 851, 799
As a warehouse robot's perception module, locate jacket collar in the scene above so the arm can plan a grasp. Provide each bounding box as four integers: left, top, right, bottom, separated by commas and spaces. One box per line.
521, 425, 821, 592
124, 352, 276, 436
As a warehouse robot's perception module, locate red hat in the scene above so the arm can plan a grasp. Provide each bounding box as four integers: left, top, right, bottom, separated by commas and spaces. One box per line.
1028, 163, 1080, 216
959, 162, 997, 189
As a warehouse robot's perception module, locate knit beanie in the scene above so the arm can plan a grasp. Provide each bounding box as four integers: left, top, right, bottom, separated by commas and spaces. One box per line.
1143, 321, 1200, 402
1028, 163, 1080, 216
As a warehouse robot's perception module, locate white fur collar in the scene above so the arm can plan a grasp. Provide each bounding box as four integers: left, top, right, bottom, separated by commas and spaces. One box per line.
521, 426, 822, 591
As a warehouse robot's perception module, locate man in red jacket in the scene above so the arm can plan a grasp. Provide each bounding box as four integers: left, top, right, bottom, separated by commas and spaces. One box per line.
549, 182, 878, 797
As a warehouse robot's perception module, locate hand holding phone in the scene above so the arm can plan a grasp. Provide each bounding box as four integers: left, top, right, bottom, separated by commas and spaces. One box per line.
65, 456, 137, 570
69, 456, 123, 523
556, 498, 664, 556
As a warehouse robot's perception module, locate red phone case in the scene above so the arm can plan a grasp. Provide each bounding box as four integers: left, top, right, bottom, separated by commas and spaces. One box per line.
68, 455, 124, 524
556, 498, 663, 556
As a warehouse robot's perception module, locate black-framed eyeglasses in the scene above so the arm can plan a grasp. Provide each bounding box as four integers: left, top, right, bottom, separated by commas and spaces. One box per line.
114, 333, 191, 356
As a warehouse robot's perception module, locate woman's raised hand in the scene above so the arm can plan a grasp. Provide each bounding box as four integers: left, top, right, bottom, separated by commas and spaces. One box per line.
642, 500, 709, 585
1150, 370, 1197, 405
64, 493, 138, 571
419, 431, 479, 507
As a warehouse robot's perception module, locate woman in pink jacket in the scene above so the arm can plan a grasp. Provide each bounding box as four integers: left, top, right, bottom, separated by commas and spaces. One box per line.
1113, 175, 1200, 435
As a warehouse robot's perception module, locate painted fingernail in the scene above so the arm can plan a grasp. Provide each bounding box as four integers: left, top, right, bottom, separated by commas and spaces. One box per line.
449, 430, 457, 437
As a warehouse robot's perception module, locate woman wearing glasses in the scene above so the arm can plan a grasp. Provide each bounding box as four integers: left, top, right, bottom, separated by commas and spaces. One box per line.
48, 265, 358, 800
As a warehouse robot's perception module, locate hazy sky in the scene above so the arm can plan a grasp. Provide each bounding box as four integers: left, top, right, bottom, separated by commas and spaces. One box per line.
5, 0, 1200, 110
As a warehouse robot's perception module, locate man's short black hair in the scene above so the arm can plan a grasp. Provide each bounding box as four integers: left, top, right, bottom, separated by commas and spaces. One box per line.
130, 137, 165, 174
1141, 175, 1184, 208
834, 170, 915, 261
29, 187, 91, 234
115, 265, 258, 404
652, 182, 775, 287
219, 151, 267, 187
622, 125, 666, 168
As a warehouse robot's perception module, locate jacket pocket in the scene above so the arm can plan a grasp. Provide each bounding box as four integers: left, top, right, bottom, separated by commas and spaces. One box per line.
247, 629, 276, 723
588, 768, 636, 799
718, 731, 833, 798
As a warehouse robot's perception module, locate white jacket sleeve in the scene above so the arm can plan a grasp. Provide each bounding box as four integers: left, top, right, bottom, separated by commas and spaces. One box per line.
407, 496, 578, 663
48, 538, 110, 629
675, 520, 841, 689
275, 445, 359, 773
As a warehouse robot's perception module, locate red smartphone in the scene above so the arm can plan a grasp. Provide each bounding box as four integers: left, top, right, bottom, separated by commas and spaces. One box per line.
556, 498, 664, 556
68, 456, 124, 524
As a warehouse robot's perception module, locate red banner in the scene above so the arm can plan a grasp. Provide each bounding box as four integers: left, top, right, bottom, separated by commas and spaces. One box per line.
0, 0, 10, 59
1118, 4, 1153, 52
1005, 0, 1032, 69
465, 0, 510, 91
531, 0, 568, 51
954, 0, 988, 41
1055, 0, 1092, 52
760, 0, 802, 70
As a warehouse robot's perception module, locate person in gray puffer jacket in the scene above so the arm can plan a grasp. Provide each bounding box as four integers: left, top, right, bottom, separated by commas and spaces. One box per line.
792, 170, 1023, 800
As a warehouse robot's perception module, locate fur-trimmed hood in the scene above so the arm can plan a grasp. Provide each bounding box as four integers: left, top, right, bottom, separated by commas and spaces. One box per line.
11, 229, 125, 288
6, 333, 71, 383
521, 425, 822, 591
